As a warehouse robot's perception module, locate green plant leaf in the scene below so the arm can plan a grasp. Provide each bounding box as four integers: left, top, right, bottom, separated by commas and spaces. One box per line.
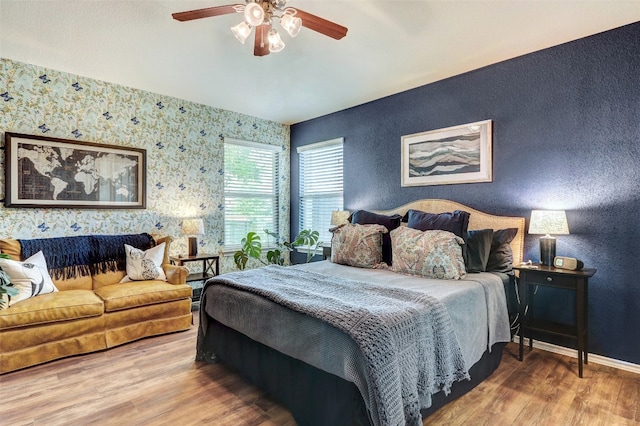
266, 249, 285, 266
242, 232, 262, 259
233, 250, 248, 270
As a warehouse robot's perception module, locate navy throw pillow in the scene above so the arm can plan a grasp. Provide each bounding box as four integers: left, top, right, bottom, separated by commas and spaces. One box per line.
486, 228, 518, 273
350, 210, 402, 265
404, 209, 470, 239
465, 228, 494, 272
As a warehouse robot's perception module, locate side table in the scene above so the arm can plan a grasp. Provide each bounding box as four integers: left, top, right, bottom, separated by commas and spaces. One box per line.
515, 264, 596, 377
170, 253, 220, 303
322, 245, 331, 260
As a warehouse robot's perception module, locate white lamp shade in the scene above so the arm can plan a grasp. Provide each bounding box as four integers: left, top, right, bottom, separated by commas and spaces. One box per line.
244, 2, 265, 27
330, 210, 350, 226
268, 29, 285, 52
528, 210, 569, 235
231, 21, 252, 44
182, 218, 205, 236
280, 13, 302, 37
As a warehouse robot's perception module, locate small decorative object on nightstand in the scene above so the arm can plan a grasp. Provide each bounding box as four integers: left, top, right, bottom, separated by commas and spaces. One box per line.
170, 253, 219, 303
515, 264, 596, 378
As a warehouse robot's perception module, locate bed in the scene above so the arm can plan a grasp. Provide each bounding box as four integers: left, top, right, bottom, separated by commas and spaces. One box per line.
196, 199, 525, 425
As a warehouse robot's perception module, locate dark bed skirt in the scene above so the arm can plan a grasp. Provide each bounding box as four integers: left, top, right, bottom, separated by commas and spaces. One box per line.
200, 318, 506, 425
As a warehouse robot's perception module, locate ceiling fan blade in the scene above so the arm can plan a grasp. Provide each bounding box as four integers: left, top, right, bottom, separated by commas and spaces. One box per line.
290, 8, 348, 40
254, 24, 271, 56
172, 4, 243, 22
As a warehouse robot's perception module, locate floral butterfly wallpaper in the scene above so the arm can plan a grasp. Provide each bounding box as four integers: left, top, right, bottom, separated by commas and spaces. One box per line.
0, 58, 290, 274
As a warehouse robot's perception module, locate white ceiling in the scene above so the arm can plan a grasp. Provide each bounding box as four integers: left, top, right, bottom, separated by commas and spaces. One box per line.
1, 1, 640, 125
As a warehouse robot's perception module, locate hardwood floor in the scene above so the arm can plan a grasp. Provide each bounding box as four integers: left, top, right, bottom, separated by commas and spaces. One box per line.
2, 312, 638, 426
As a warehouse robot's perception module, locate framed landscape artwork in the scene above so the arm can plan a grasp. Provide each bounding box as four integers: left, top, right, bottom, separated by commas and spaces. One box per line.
401, 120, 492, 187
4, 132, 146, 209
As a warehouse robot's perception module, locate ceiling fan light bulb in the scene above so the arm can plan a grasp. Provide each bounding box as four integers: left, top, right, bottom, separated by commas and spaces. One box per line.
231, 21, 252, 44
244, 2, 265, 26
268, 29, 285, 52
280, 13, 301, 37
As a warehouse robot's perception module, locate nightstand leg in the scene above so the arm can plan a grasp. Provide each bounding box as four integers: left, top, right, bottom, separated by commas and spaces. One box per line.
577, 278, 585, 378
527, 282, 534, 351
584, 280, 589, 366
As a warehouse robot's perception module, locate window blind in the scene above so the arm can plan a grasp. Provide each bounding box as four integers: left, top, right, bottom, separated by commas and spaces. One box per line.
224, 139, 280, 248
298, 138, 344, 244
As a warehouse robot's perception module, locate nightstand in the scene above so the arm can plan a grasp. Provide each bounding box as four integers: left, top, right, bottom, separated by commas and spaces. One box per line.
322, 245, 331, 260
170, 254, 219, 302
515, 264, 596, 377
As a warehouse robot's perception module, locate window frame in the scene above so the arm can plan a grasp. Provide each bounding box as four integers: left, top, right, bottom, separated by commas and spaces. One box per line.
297, 137, 344, 246
223, 137, 281, 251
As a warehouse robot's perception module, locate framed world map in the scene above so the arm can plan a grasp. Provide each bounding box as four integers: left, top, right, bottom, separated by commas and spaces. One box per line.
4, 133, 146, 209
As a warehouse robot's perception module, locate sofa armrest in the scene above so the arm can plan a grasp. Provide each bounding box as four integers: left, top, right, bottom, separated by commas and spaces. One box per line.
163, 263, 189, 285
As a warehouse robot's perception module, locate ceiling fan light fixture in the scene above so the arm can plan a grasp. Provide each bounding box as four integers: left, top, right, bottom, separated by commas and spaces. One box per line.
231, 21, 252, 44
172, 1, 348, 57
280, 12, 301, 37
268, 29, 285, 52
244, 2, 265, 27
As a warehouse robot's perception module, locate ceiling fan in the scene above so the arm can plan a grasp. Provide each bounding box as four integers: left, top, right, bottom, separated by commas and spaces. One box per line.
172, 0, 348, 56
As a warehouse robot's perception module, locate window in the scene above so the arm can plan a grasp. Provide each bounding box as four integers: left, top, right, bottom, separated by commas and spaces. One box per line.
224, 138, 280, 249
298, 138, 344, 244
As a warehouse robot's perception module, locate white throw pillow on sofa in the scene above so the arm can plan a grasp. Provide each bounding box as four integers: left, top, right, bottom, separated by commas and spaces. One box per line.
0, 251, 58, 307
121, 243, 167, 282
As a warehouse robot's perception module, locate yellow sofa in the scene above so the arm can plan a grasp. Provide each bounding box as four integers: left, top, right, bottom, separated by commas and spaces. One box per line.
0, 234, 192, 374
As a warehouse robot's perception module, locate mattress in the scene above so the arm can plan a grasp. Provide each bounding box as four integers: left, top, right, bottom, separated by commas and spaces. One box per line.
197, 261, 511, 425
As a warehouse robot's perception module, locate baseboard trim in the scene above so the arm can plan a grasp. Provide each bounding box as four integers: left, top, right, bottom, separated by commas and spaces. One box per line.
516, 337, 640, 375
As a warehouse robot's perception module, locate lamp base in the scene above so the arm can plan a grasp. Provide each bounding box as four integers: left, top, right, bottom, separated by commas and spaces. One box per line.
539, 236, 556, 266
188, 237, 198, 257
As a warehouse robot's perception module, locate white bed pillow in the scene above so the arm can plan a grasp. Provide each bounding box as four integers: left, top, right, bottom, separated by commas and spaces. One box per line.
0, 251, 58, 307
120, 242, 167, 282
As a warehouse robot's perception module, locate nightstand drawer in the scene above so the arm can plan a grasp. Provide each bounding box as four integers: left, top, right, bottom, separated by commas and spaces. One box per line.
525, 272, 575, 288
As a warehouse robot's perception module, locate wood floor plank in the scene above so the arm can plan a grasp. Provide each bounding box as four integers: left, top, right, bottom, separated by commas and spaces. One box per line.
1, 314, 638, 426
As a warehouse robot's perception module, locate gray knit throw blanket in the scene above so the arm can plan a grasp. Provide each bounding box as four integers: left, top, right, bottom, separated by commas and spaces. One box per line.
208, 265, 470, 426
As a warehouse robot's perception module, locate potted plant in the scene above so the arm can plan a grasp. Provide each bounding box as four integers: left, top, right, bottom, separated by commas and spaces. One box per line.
233, 229, 321, 270
0, 253, 18, 309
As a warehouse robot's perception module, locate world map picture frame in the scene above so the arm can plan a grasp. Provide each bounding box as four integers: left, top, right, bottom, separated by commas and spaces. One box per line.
401, 119, 493, 187
4, 132, 146, 209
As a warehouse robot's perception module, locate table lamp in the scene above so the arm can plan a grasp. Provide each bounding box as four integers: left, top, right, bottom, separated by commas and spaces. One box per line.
528, 210, 569, 266
330, 210, 350, 226
182, 218, 204, 256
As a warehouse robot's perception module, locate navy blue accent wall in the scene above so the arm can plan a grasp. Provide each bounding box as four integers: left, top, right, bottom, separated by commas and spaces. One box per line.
290, 22, 640, 365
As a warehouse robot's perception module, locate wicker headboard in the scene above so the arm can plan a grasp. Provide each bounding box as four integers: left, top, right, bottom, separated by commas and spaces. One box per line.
374, 199, 525, 265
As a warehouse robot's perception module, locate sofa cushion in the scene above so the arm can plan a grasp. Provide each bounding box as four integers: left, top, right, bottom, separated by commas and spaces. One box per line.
0, 290, 104, 330
95, 281, 192, 312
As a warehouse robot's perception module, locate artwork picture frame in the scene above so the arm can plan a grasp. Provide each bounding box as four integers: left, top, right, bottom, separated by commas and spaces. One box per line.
4, 132, 146, 209
401, 119, 492, 187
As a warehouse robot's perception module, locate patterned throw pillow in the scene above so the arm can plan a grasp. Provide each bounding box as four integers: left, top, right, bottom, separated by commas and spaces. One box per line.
120, 242, 167, 282
350, 210, 402, 265
0, 251, 58, 307
330, 224, 388, 268
390, 226, 466, 280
